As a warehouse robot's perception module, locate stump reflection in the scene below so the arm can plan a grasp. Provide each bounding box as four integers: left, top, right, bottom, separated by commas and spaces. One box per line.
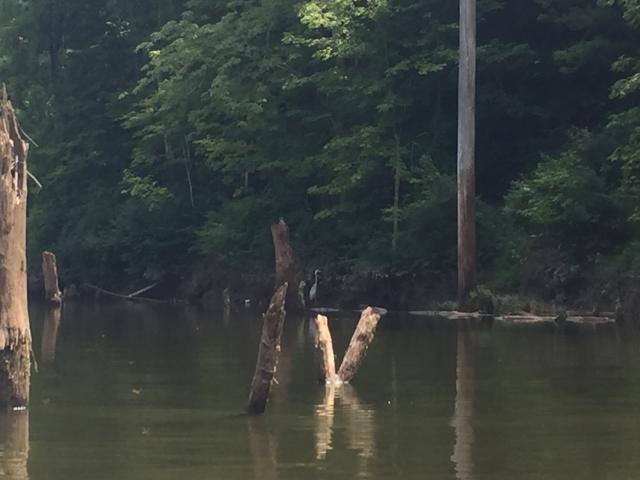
0, 410, 29, 480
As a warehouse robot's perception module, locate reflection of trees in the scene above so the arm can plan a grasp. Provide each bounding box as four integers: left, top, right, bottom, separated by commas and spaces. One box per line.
41, 307, 62, 363
451, 327, 474, 480
314, 384, 375, 464
248, 416, 278, 480
0, 411, 29, 480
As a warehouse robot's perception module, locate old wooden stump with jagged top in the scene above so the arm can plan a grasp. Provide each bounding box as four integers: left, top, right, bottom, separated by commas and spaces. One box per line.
271, 219, 304, 312
0, 90, 31, 409
248, 283, 288, 415
42, 251, 62, 304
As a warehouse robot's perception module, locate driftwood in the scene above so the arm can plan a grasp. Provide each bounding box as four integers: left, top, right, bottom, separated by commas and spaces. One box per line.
271, 219, 304, 312
408, 310, 616, 326
0, 90, 31, 408
247, 283, 288, 415
314, 315, 337, 384
84, 283, 169, 304
337, 307, 382, 383
42, 251, 62, 304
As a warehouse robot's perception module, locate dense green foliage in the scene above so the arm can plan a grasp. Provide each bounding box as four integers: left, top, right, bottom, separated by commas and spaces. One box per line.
1, 0, 640, 299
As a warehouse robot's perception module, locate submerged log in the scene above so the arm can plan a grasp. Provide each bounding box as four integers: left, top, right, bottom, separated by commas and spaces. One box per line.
314, 315, 337, 384
248, 283, 288, 415
0, 91, 31, 409
41, 251, 62, 304
271, 218, 304, 312
337, 307, 382, 383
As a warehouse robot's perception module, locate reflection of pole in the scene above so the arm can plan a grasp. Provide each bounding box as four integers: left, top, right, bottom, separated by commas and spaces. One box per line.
314, 383, 336, 460
41, 307, 62, 363
451, 327, 474, 480
248, 416, 278, 480
0, 410, 29, 480
339, 385, 375, 459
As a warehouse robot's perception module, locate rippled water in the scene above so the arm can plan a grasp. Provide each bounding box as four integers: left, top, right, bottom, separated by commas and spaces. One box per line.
1, 303, 640, 479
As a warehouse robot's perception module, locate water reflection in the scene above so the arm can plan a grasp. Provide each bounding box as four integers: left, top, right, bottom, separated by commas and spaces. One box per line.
314, 384, 375, 463
0, 411, 29, 480
41, 307, 61, 363
248, 416, 278, 480
451, 326, 474, 480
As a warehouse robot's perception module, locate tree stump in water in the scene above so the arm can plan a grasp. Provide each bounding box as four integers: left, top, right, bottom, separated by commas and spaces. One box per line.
337, 307, 382, 383
248, 283, 288, 415
270, 219, 304, 312
42, 251, 62, 304
0, 91, 31, 409
314, 315, 337, 384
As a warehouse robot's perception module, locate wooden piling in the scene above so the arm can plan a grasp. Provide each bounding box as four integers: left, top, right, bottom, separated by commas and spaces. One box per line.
0, 90, 31, 409
247, 283, 288, 415
337, 307, 382, 383
314, 315, 337, 384
42, 251, 62, 304
271, 219, 304, 312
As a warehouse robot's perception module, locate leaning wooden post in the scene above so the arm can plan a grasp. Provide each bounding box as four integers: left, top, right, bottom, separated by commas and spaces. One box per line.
314, 315, 337, 384
0, 90, 31, 409
271, 218, 304, 312
457, 0, 477, 306
248, 283, 288, 415
42, 251, 62, 304
337, 307, 382, 383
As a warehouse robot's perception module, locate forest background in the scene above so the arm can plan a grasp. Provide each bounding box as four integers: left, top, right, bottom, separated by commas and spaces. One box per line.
1, 0, 640, 308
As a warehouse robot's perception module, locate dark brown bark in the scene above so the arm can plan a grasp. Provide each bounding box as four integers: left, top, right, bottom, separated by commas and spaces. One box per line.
42, 251, 62, 304
0, 410, 29, 478
41, 307, 61, 363
314, 315, 337, 384
337, 307, 382, 383
0, 92, 31, 409
457, 0, 477, 305
247, 283, 288, 415
271, 219, 304, 312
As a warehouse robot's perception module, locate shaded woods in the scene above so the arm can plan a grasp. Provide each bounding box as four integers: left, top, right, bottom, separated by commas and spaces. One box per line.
2, 1, 640, 308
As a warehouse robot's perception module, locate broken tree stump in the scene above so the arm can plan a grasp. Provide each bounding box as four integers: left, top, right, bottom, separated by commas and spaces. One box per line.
248, 283, 288, 415
337, 307, 382, 383
271, 218, 304, 312
314, 315, 337, 384
42, 251, 62, 304
0, 90, 31, 409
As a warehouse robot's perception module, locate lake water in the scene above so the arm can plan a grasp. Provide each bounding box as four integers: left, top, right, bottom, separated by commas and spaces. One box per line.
1, 302, 640, 479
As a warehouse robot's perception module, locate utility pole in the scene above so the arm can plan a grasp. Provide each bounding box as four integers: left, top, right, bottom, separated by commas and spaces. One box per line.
457, 0, 477, 306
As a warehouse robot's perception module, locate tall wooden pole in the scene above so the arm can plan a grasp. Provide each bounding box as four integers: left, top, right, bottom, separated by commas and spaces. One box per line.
0, 89, 31, 409
457, 0, 477, 306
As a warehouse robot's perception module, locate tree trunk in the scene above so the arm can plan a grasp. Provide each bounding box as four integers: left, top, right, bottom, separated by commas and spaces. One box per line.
42, 251, 62, 304
0, 92, 31, 409
314, 315, 337, 384
337, 307, 382, 383
271, 219, 304, 312
247, 283, 288, 415
457, 0, 477, 306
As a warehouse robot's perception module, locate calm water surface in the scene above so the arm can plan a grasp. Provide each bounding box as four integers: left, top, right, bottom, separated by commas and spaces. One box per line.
1, 303, 640, 479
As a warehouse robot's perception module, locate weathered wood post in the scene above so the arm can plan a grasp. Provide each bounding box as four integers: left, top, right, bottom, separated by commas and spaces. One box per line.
336, 307, 382, 383
271, 218, 304, 312
42, 251, 62, 304
314, 314, 337, 384
247, 283, 288, 415
0, 90, 31, 409
457, 0, 477, 306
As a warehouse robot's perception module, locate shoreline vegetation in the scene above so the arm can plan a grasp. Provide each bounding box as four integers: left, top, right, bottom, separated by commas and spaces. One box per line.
3, 0, 640, 324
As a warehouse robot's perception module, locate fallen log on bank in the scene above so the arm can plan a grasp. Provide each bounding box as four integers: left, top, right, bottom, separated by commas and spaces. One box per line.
408, 310, 617, 326
0, 89, 31, 409
248, 283, 288, 415
42, 251, 62, 304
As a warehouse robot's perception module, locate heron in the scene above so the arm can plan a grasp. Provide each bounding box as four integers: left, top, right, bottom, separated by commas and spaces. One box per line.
309, 269, 321, 305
